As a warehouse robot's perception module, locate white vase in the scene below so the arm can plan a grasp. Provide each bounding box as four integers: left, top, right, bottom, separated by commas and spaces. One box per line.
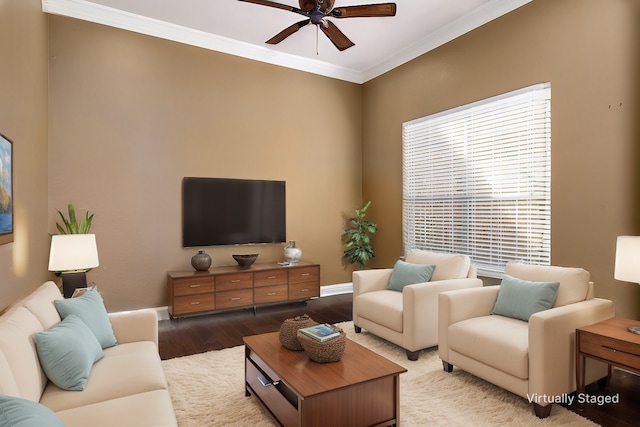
284, 240, 302, 263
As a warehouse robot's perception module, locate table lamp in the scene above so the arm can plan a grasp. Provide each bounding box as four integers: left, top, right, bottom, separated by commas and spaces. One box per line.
48, 234, 99, 298
614, 235, 640, 334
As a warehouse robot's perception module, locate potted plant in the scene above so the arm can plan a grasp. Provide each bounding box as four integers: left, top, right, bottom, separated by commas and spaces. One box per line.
56, 204, 94, 234
342, 201, 377, 269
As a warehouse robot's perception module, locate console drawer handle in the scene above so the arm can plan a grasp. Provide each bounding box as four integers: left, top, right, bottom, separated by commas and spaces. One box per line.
300, 288, 309, 292
190, 301, 200, 305
231, 297, 241, 301
189, 284, 201, 288
268, 275, 277, 279
258, 376, 279, 387
301, 273, 310, 276
267, 292, 276, 296
231, 280, 241, 283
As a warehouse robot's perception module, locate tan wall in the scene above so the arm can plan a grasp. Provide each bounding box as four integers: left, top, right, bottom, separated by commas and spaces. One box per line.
0, 0, 50, 312
47, 17, 363, 311
362, 0, 640, 318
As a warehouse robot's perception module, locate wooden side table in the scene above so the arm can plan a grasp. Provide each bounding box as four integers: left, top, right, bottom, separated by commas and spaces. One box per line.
575, 317, 640, 393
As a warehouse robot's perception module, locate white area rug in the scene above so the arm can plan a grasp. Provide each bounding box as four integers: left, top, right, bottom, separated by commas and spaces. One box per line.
162, 321, 598, 426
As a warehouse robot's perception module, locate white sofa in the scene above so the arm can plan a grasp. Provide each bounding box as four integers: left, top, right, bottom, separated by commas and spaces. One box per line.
0, 281, 177, 426
438, 263, 615, 418
353, 250, 483, 360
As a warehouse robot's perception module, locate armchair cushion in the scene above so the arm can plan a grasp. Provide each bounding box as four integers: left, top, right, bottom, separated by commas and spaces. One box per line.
504, 263, 590, 307
448, 315, 529, 379
406, 250, 471, 280
355, 290, 403, 332
491, 275, 560, 322
387, 260, 435, 291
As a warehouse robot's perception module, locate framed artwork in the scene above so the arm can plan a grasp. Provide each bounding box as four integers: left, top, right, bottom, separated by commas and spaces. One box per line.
0, 133, 13, 245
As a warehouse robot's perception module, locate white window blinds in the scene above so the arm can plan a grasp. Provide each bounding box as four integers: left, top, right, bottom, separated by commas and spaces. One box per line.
402, 83, 551, 277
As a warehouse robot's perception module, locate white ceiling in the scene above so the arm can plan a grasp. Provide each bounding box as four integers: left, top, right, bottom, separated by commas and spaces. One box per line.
42, 0, 531, 84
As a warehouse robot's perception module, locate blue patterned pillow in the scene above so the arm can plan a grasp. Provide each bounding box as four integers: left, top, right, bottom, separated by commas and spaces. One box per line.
0, 395, 65, 427
35, 314, 104, 391
387, 260, 436, 291
492, 275, 560, 321
54, 287, 117, 348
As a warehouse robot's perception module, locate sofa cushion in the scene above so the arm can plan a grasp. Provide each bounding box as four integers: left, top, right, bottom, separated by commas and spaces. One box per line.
40, 341, 168, 412
405, 250, 470, 281
491, 275, 560, 322
387, 260, 435, 291
0, 307, 48, 402
55, 390, 177, 427
355, 290, 403, 332
35, 314, 104, 391
448, 315, 529, 380
54, 287, 117, 348
22, 281, 63, 330
0, 349, 20, 396
0, 395, 65, 427
504, 262, 590, 307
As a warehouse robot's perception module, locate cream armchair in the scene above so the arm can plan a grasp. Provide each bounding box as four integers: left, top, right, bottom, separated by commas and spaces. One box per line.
353, 250, 483, 360
438, 262, 615, 418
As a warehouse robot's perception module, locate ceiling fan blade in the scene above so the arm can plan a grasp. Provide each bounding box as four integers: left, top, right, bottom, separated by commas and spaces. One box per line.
266, 19, 311, 44
238, 0, 307, 17
320, 21, 355, 51
330, 3, 397, 18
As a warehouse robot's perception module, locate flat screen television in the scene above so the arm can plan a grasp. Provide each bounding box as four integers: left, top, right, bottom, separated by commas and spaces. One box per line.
182, 177, 286, 247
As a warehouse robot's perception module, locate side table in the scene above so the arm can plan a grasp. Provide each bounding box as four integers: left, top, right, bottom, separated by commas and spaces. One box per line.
575, 317, 640, 393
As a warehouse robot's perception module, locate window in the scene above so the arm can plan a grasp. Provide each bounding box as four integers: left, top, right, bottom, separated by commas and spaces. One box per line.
402, 84, 551, 277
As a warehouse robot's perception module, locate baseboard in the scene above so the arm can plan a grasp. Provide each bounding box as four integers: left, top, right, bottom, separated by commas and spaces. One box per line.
153, 282, 354, 321
320, 282, 353, 297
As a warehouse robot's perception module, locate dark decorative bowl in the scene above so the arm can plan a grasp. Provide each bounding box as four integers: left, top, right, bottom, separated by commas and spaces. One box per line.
232, 254, 259, 268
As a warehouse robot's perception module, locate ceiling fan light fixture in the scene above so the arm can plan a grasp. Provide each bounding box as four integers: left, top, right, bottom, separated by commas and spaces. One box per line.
239, 0, 397, 51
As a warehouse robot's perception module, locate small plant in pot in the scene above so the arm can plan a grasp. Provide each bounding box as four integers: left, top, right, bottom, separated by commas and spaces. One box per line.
342, 201, 377, 269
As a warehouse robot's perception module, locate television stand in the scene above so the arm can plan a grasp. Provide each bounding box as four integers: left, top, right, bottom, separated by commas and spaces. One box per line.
167, 261, 320, 318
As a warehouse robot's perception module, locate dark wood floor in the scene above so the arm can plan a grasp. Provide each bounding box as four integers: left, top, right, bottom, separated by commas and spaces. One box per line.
158, 293, 639, 427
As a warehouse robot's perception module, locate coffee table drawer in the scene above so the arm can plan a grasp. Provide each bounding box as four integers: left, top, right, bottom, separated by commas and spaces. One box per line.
246, 357, 297, 427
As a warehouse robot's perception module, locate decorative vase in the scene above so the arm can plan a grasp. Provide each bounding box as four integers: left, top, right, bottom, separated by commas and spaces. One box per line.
284, 240, 302, 263
191, 250, 212, 271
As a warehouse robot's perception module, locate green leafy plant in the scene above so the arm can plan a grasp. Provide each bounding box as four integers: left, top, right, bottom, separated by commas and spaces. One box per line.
342, 201, 378, 269
56, 204, 94, 234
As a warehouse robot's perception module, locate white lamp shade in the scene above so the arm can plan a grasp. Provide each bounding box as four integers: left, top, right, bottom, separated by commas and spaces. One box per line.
614, 236, 640, 283
48, 234, 99, 272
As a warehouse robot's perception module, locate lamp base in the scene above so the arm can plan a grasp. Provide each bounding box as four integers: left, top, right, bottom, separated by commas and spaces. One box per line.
628, 326, 640, 335
62, 271, 88, 298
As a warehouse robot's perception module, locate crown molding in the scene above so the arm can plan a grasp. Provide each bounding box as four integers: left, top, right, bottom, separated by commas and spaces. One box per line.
42, 0, 530, 84
362, 0, 531, 82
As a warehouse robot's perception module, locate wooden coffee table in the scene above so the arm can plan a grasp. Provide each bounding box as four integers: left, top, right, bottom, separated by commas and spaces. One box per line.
244, 331, 407, 427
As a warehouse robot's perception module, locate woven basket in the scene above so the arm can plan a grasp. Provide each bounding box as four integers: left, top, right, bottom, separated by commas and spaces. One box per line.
279, 314, 318, 351
297, 325, 346, 363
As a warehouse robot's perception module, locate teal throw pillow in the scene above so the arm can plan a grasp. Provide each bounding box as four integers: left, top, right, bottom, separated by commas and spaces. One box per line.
0, 395, 65, 427
387, 260, 436, 292
54, 287, 117, 348
35, 314, 104, 391
492, 274, 560, 322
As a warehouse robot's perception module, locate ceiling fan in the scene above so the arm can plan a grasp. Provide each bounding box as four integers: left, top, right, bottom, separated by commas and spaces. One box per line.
238, 0, 397, 51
